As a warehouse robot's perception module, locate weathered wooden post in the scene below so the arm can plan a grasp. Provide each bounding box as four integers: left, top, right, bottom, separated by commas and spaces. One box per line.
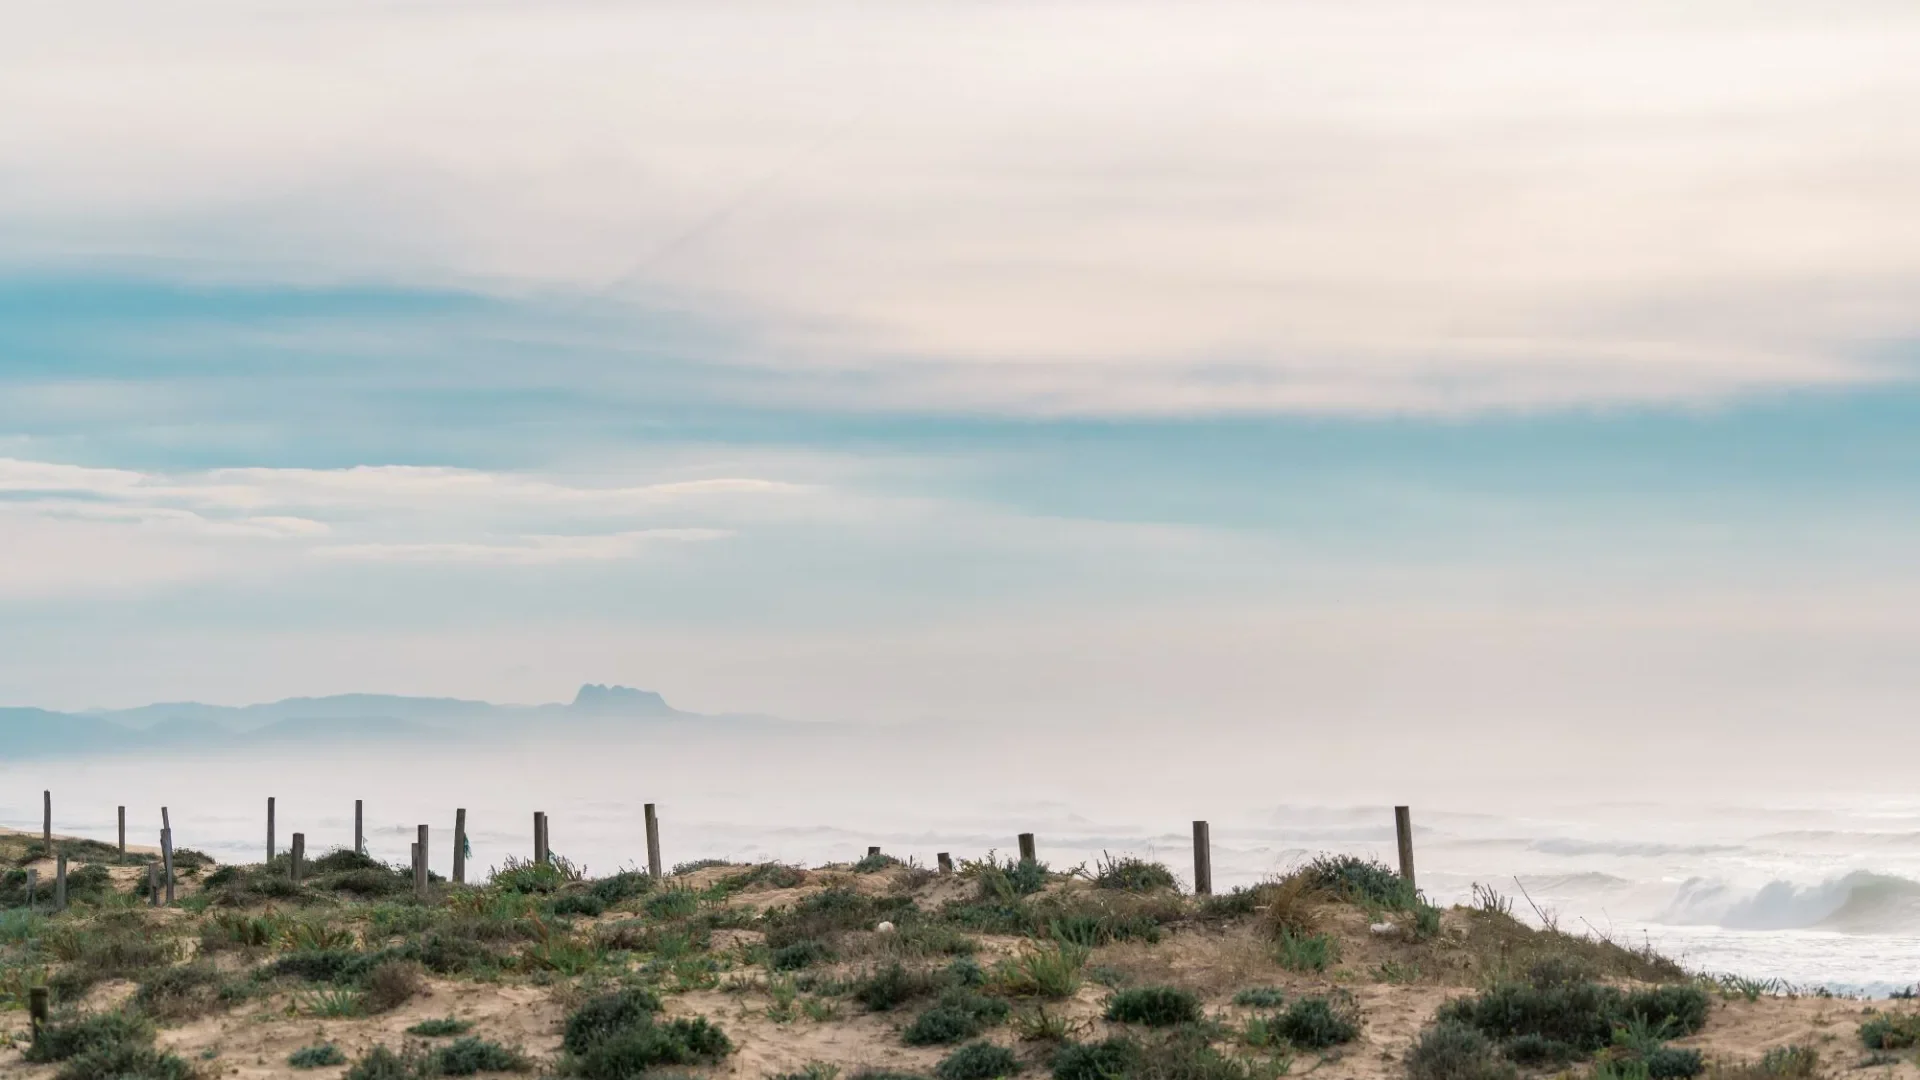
416, 824, 430, 897
867, 846, 881, 857
937, 852, 953, 874
1394, 805, 1416, 894
453, 808, 467, 885
354, 799, 364, 855
24, 869, 36, 913
29, 986, 47, 1038
147, 861, 159, 907
1192, 820, 1212, 896
54, 853, 68, 912
267, 797, 276, 865
160, 806, 175, 904
118, 806, 127, 853
644, 803, 662, 880
291, 833, 305, 885
411, 842, 422, 894
42, 790, 51, 850
1017, 833, 1037, 864
533, 811, 546, 864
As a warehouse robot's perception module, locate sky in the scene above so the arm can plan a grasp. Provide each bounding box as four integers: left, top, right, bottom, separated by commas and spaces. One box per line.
4, 0, 1920, 738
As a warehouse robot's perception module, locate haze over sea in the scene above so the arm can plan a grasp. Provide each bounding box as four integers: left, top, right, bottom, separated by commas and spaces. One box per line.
8, 706, 1920, 997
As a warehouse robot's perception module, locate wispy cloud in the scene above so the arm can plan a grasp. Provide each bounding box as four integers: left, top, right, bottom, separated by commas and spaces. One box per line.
315, 529, 733, 564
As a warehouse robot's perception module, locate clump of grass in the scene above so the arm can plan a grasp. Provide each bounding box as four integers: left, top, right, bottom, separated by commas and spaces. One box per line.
997, 943, 1088, 999
1275, 994, 1361, 1049
346, 1045, 425, 1080
1093, 855, 1177, 893
1232, 987, 1286, 1009
671, 858, 735, 875
407, 1016, 474, 1037
587, 870, 655, 904
133, 961, 226, 1020
644, 887, 701, 920
905, 987, 1013, 1046
300, 986, 366, 1017
362, 958, 426, 1013
772, 939, 834, 971
1104, 986, 1202, 1027
563, 988, 664, 1054
964, 853, 1050, 900
936, 1041, 1021, 1080
491, 856, 577, 894
1860, 1010, 1920, 1049
855, 851, 902, 873
1406, 1021, 1517, 1080
1052, 1038, 1142, 1080
23, 1010, 154, 1064
289, 1044, 349, 1069
1273, 929, 1338, 973
855, 962, 946, 1011
1435, 960, 1709, 1063
722, 863, 809, 892
567, 1016, 734, 1079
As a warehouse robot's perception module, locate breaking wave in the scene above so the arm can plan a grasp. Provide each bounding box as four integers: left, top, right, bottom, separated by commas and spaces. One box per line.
1660, 872, 1920, 934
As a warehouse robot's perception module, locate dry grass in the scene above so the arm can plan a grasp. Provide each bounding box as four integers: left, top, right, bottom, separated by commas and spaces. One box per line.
1255, 873, 1324, 940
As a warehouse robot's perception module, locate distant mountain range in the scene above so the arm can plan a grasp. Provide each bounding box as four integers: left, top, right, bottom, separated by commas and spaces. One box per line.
0, 684, 782, 758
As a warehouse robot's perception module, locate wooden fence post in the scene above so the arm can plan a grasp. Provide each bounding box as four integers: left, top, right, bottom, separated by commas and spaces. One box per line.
148, 861, 159, 907
937, 853, 953, 874
1192, 820, 1212, 896
29, 986, 48, 1037
644, 804, 662, 880
453, 808, 467, 885
355, 799, 364, 855
867, 846, 882, 857
42, 790, 51, 849
416, 824, 430, 897
1018, 833, 1037, 864
118, 806, 127, 853
533, 811, 546, 864
161, 828, 175, 904
54, 853, 67, 912
24, 869, 35, 913
412, 843, 422, 895
267, 797, 276, 865
291, 833, 305, 884
1394, 805, 1416, 894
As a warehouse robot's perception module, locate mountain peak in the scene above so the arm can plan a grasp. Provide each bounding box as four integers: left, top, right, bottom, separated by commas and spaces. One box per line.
569, 684, 672, 714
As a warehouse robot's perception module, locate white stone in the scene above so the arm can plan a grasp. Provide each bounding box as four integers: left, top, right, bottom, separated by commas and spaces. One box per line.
875, 921, 896, 933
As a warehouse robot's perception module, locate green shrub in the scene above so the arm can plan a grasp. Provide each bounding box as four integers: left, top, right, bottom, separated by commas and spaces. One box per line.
998, 944, 1087, 1000
855, 962, 944, 1011
406, 1017, 473, 1037
1437, 966, 1708, 1058
551, 893, 607, 917
1052, 1038, 1142, 1080
773, 939, 834, 971
1859, 1010, 1920, 1049
346, 1045, 423, 1080
588, 871, 655, 904
54, 1042, 195, 1080
134, 961, 226, 1020
671, 859, 734, 875
1275, 995, 1360, 1049
563, 987, 664, 1054
272, 947, 370, 982
1104, 987, 1202, 1027
24, 1010, 154, 1063
1405, 1022, 1516, 1080
431, 1037, 530, 1075
905, 988, 1013, 1045
1231, 988, 1285, 1009
362, 958, 425, 1013
1644, 1047, 1704, 1079
1621, 985, 1709, 1036
1757, 1046, 1819, 1078
936, 1041, 1021, 1080
289, 1045, 349, 1068
571, 1017, 733, 1080
1093, 856, 1177, 893
1299, 854, 1413, 908
856, 852, 901, 873
644, 888, 701, 919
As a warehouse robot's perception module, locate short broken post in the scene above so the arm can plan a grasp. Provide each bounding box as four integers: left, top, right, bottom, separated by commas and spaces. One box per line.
24, 869, 36, 913
147, 861, 159, 907
55, 852, 68, 912
1018, 833, 1037, 864
118, 806, 127, 853
453, 808, 467, 885
644, 804, 662, 880
1192, 820, 1212, 896
867, 845, 881, 857
42, 790, 51, 849
267, 797, 276, 865
291, 832, 305, 885
533, 811, 546, 864
354, 799, 364, 855
1394, 805, 1416, 895
160, 807, 175, 904
937, 852, 953, 874
411, 843, 422, 894
29, 986, 48, 1038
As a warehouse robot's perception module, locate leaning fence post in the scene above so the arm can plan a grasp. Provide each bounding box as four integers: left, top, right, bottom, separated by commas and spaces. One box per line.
1018, 833, 1037, 864
644, 804, 662, 880
118, 806, 127, 853
453, 808, 467, 885
42, 790, 51, 850
1192, 820, 1212, 896
54, 852, 68, 912
1394, 805, 1416, 894
267, 797, 276, 866
291, 833, 305, 885
937, 852, 953, 874
355, 799, 364, 855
